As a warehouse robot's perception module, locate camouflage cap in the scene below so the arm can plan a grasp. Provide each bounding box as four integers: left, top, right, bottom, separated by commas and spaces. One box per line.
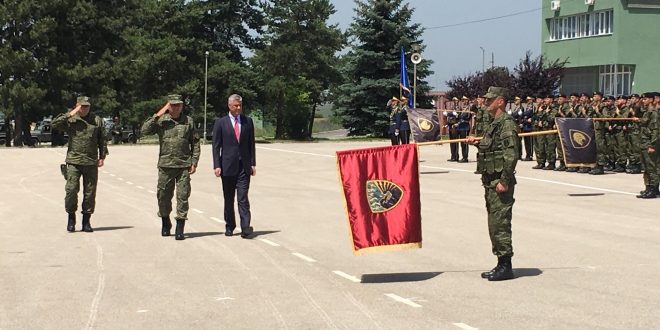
77, 96, 91, 106
168, 94, 184, 104
483, 86, 507, 99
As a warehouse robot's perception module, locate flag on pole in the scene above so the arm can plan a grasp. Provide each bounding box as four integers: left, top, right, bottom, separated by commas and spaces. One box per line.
555, 118, 597, 167
407, 108, 440, 142
399, 47, 413, 108
336, 144, 422, 255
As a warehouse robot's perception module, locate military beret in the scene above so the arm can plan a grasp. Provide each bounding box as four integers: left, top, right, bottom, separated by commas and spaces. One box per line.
641, 92, 654, 98
607, 96, 616, 101
630, 93, 640, 98
617, 95, 629, 100
168, 94, 184, 104
593, 91, 603, 97
558, 94, 567, 98
580, 92, 590, 97
569, 93, 579, 97
77, 96, 91, 106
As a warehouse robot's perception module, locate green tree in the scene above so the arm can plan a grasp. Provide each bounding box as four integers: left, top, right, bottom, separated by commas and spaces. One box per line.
333, 0, 433, 137
513, 51, 567, 98
253, 0, 344, 139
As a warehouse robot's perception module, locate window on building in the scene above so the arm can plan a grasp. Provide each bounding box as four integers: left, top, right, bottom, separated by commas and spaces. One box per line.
548, 9, 614, 41
599, 65, 634, 96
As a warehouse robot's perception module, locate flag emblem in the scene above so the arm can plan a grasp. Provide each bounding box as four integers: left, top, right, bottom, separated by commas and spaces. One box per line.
366, 180, 403, 213
569, 129, 591, 148
418, 118, 434, 132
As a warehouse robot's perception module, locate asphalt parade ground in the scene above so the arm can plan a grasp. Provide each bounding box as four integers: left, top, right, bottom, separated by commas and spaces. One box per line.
1, 142, 659, 330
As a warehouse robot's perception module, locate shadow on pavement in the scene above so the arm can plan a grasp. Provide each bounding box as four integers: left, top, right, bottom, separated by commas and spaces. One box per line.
248, 230, 280, 238
185, 232, 224, 239
420, 171, 450, 175
94, 226, 134, 231
514, 268, 543, 278
361, 272, 442, 283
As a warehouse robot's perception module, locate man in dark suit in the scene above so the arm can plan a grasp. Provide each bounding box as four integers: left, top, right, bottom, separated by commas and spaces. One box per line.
212, 94, 256, 238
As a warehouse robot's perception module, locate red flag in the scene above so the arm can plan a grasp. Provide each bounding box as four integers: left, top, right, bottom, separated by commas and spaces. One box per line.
336, 144, 422, 255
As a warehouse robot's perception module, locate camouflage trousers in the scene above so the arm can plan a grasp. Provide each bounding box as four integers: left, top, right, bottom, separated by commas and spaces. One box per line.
535, 133, 556, 165
534, 134, 545, 164
65, 164, 98, 214
626, 131, 642, 165
610, 131, 629, 165
157, 167, 191, 221
483, 176, 515, 257
640, 149, 659, 186
595, 129, 607, 166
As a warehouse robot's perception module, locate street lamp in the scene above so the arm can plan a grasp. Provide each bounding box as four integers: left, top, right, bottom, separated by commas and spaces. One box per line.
203, 51, 209, 144
411, 44, 422, 108
479, 46, 485, 71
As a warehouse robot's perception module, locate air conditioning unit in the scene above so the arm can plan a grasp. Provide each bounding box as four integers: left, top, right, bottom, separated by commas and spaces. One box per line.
585, 0, 595, 5
551, 0, 561, 11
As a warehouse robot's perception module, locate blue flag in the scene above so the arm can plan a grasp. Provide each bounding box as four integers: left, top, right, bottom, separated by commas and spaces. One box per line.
399, 47, 413, 108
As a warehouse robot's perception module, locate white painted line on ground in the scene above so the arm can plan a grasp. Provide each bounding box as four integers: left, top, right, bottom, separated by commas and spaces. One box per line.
257, 146, 636, 196
384, 293, 422, 308
126, 181, 133, 185
136, 310, 149, 313
147, 190, 156, 194
453, 323, 478, 330
332, 270, 361, 283
192, 208, 204, 214
215, 297, 235, 301
209, 217, 222, 223
259, 238, 280, 247
292, 252, 316, 263
257, 146, 335, 158
109, 174, 116, 177
136, 186, 144, 190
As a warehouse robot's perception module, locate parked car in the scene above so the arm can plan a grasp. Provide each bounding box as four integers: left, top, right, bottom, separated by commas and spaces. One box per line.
30, 120, 69, 146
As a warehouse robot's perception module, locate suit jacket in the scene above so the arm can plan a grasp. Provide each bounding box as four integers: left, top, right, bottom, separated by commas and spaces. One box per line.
212, 114, 256, 176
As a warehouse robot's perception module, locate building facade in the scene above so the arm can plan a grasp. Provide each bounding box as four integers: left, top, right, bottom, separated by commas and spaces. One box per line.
541, 0, 660, 95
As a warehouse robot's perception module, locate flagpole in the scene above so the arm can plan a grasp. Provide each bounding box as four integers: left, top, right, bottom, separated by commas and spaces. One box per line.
415, 129, 559, 146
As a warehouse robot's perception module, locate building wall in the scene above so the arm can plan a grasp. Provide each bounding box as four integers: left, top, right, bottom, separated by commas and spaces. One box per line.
541, 0, 660, 93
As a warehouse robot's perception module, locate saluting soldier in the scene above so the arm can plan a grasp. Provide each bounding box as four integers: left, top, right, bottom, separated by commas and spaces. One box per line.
589, 92, 607, 175
141, 94, 201, 240
467, 86, 519, 281
602, 96, 618, 172
51, 96, 108, 233
554, 94, 569, 171
387, 97, 401, 146
564, 93, 580, 172
612, 96, 630, 172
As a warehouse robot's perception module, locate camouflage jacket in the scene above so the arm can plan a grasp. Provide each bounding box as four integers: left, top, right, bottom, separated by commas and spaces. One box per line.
477, 113, 519, 187
52, 112, 107, 166
141, 114, 201, 168
639, 106, 659, 149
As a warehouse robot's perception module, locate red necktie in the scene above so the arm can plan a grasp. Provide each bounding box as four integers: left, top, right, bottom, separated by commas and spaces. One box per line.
233, 117, 240, 142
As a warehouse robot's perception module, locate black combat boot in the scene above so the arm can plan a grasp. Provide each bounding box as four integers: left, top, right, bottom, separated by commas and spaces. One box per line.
488, 256, 514, 281
603, 163, 614, 172
566, 166, 578, 172
636, 185, 651, 198
629, 164, 642, 174
81, 213, 93, 232
67, 213, 76, 232
589, 166, 604, 175
532, 163, 545, 169
613, 164, 626, 173
161, 216, 172, 236
641, 184, 659, 199
543, 163, 555, 170
175, 220, 185, 240
578, 167, 590, 173
481, 259, 502, 279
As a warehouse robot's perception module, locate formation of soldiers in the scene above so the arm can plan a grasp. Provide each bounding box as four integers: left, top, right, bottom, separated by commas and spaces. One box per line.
447, 91, 660, 199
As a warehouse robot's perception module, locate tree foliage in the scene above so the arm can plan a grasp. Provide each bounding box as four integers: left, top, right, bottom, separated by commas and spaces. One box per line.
333, 0, 433, 137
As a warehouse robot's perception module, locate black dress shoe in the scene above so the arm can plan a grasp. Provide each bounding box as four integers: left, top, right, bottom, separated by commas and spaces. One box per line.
458, 158, 469, 163
225, 230, 233, 237
532, 164, 544, 169
241, 226, 254, 239
67, 213, 76, 232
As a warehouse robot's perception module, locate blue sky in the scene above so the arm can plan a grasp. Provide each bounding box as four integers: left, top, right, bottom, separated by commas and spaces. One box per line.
329, 0, 542, 90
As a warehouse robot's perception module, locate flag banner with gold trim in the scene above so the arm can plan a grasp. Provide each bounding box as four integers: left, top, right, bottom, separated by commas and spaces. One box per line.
336, 144, 422, 255
408, 108, 440, 142
556, 118, 597, 167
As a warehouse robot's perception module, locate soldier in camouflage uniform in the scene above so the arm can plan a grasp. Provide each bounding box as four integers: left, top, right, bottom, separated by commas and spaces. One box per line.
636, 92, 659, 198
52, 96, 108, 233
141, 95, 201, 240
575, 93, 593, 173
589, 92, 607, 175
611, 96, 630, 173
467, 86, 519, 282
625, 94, 643, 174
554, 94, 570, 171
